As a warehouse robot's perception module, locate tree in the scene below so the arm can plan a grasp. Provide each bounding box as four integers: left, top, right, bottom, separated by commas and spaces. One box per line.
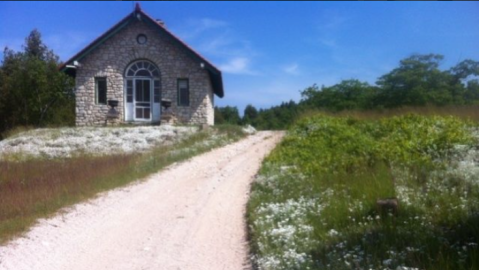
300, 80, 376, 111
464, 79, 479, 103
25, 29, 48, 60
449, 59, 479, 83
214, 106, 226, 124
214, 106, 241, 125
376, 54, 457, 107
0, 29, 75, 137
252, 100, 299, 130
242, 104, 258, 125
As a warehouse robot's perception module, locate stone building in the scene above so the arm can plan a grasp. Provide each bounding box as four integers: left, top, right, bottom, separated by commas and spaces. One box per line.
60, 4, 223, 126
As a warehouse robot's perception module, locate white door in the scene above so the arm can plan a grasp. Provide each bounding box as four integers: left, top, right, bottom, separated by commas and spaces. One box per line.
125, 78, 161, 123
124, 60, 161, 123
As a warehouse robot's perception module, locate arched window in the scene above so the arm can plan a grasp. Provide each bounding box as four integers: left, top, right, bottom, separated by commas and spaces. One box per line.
125, 60, 160, 78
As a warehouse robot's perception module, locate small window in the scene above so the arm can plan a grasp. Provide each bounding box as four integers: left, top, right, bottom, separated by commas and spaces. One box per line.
177, 79, 189, 107
95, 77, 107, 105
126, 80, 133, 103
154, 80, 161, 103
137, 34, 147, 44
136, 69, 151, 77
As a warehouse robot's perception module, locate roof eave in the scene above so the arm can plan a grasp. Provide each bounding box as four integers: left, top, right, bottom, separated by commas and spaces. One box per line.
207, 69, 224, 98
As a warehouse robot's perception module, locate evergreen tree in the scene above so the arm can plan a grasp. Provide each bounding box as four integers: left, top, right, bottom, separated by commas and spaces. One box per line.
0, 29, 75, 138
243, 104, 258, 125
214, 106, 241, 125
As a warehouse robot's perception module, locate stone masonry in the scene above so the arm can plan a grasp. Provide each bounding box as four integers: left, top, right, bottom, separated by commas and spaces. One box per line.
75, 20, 215, 126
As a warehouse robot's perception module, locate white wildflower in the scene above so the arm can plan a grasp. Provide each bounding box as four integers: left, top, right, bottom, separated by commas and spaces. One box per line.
0, 126, 198, 160
328, 229, 339, 237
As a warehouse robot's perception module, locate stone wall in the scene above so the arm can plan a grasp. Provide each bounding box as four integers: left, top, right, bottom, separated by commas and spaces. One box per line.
75, 19, 215, 126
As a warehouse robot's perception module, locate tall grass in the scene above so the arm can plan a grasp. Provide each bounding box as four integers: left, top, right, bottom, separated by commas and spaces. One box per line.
0, 155, 134, 241
247, 114, 479, 270
0, 126, 246, 243
298, 104, 479, 123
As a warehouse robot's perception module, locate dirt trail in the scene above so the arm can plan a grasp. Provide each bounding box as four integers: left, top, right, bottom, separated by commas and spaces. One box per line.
0, 131, 284, 270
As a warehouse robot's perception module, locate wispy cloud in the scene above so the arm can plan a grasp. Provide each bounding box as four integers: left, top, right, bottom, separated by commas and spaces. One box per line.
319, 38, 337, 48
173, 17, 258, 76
175, 18, 228, 40
283, 63, 300, 75
198, 33, 235, 55
198, 18, 228, 29
318, 10, 349, 31
315, 10, 349, 50
44, 31, 92, 61
220, 57, 257, 75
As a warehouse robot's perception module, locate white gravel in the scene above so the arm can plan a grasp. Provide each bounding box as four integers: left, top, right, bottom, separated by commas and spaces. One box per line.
0, 126, 197, 160
0, 131, 284, 270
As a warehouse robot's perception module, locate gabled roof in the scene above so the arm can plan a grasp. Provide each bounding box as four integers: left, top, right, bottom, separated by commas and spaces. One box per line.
60, 3, 224, 98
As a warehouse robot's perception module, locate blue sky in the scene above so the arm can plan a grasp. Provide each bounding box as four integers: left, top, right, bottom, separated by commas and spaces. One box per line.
1, 1, 479, 113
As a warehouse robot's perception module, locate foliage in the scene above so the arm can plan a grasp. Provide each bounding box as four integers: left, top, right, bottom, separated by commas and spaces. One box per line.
272, 114, 473, 176
214, 105, 241, 125
0, 29, 75, 139
214, 101, 299, 130
377, 54, 453, 107
248, 114, 479, 269
252, 101, 300, 130
301, 80, 378, 111
243, 104, 259, 125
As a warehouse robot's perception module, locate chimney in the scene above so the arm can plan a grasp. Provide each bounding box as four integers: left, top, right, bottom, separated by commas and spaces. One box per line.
156, 19, 166, 27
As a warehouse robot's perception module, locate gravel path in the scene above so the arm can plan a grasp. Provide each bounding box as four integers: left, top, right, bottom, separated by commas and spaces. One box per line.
0, 131, 284, 270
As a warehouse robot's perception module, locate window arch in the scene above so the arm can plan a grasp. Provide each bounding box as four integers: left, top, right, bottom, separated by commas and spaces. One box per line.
125, 60, 160, 78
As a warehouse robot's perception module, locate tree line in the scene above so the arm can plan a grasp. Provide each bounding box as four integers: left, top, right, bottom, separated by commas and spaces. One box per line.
216, 54, 479, 130
0, 29, 75, 139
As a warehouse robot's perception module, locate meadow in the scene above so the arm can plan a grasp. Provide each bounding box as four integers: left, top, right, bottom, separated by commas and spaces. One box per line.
247, 113, 479, 270
0, 125, 246, 243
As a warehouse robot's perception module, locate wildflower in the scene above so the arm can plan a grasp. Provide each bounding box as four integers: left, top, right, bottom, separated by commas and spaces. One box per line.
328, 229, 339, 237
383, 259, 392, 266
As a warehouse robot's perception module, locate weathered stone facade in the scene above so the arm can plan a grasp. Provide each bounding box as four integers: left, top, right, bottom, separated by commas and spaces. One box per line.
74, 19, 215, 126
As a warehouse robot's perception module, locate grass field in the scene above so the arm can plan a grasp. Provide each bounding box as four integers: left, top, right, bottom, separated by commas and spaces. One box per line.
247, 113, 479, 270
308, 104, 479, 122
0, 125, 246, 243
